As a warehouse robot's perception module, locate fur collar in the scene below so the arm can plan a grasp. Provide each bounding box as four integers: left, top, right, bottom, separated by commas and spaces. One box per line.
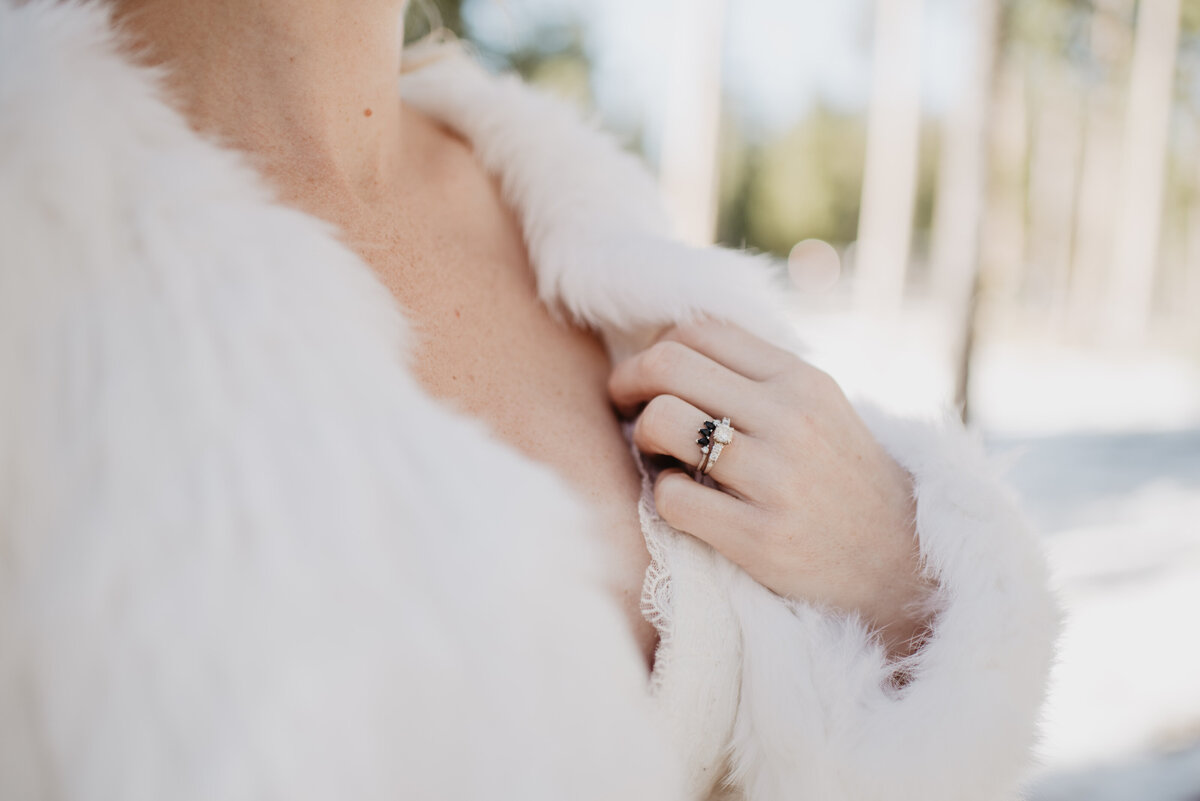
395, 38, 803, 363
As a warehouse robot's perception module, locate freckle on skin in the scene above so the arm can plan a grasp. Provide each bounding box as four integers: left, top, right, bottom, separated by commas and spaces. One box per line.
363, 108, 372, 117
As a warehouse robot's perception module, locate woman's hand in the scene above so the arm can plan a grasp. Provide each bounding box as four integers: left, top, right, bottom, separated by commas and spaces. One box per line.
607, 318, 938, 660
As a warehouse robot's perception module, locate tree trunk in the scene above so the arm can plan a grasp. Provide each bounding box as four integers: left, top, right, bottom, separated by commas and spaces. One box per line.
929, 0, 1002, 421
1026, 65, 1083, 330
979, 59, 1029, 311
658, 0, 728, 246
1107, 0, 1181, 342
854, 0, 925, 315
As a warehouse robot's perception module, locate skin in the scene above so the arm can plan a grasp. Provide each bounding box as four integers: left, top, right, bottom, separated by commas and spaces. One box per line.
109, 0, 935, 670
611, 322, 938, 657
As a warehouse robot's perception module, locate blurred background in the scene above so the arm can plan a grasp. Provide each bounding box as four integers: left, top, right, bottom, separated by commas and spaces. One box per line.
405, 0, 1200, 797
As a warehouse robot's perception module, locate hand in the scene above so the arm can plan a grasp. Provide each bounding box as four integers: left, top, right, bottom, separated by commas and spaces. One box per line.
607, 318, 937, 660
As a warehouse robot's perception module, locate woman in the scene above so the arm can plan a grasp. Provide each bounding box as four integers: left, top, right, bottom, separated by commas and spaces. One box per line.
0, 1, 1059, 799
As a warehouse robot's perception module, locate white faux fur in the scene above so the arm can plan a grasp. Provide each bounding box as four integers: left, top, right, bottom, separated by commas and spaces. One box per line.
0, 2, 1060, 800
0, 4, 681, 800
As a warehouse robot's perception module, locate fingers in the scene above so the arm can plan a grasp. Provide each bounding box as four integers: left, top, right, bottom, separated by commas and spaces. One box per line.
652, 467, 764, 570
607, 339, 763, 424
632, 394, 770, 500
654, 318, 795, 381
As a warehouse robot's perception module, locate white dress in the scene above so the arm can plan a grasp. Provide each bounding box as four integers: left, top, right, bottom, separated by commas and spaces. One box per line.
0, 3, 1060, 800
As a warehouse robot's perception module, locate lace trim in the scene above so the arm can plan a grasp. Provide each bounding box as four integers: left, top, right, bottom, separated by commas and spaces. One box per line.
621, 419, 676, 694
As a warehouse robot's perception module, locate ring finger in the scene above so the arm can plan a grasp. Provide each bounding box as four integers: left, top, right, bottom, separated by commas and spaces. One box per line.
632, 393, 770, 501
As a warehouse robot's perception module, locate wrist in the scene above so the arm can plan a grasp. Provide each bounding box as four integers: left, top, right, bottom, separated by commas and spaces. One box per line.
866, 482, 938, 662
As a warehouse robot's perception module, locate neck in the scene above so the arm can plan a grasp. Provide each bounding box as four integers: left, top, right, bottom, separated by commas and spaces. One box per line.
111, 0, 409, 201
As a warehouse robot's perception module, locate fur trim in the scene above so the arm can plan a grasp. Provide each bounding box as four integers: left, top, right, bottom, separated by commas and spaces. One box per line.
725, 400, 1061, 800
399, 40, 806, 363
0, 3, 682, 799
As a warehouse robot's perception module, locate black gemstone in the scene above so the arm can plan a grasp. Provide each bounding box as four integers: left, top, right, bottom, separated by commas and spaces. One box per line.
697, 436, 710, 446
704, 421, 716, 431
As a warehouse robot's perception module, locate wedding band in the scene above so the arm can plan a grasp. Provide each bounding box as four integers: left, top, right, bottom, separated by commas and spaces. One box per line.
695, 418, 716, 477
695, 416, 734, 479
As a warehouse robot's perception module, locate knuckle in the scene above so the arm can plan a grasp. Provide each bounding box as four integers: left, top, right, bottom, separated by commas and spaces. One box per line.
671, 318, 710, 346
636, 395, 674, 449
778, 361, 841, 405
804, 363, 841, 397
773, 362, 807, 393
605, 368, 623, 402
641, 340, 688, 381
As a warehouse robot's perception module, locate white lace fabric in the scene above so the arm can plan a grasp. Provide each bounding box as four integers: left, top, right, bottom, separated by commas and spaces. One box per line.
620, 418, 745, 799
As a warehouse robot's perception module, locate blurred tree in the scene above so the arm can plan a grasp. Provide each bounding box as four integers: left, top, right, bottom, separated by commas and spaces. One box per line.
716, 110, 937, 265
855, 0, 926, 314
713, 110, 753, 250
1007, 0, 1094, 62
1108, 0, 1182, 340
736, 109, 866, 256
404, 0, 466, 42
1177, 0, 1200, 105
658, 0, 729, 246
519, 50, 592, 109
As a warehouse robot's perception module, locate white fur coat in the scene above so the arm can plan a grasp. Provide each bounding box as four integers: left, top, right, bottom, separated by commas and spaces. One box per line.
0, 2, 1060, 800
